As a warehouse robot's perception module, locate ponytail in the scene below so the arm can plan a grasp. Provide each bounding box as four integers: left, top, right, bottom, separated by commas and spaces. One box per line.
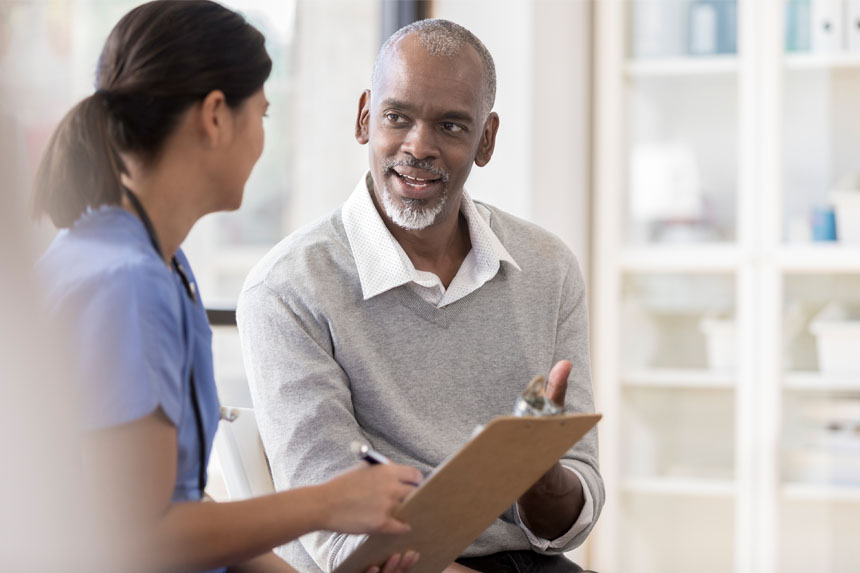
33, 0, 271, 229
33, 93, 124, 228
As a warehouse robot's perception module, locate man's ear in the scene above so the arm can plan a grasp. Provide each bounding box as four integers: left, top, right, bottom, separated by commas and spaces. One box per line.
475, 112, 499, 167
199, 90, 229, 148
355, 90, 371, 145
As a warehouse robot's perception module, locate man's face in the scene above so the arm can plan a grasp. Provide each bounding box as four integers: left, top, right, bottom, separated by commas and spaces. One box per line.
356, 34, 498, 231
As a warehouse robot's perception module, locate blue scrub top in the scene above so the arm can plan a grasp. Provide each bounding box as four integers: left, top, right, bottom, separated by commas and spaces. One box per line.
37, 206, 220, 504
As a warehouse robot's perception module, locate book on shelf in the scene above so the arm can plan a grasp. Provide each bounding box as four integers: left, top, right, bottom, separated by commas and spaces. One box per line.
812, 0, 844, 52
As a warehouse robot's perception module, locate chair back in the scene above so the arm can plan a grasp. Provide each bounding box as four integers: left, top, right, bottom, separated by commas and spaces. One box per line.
212, 407, 275, 500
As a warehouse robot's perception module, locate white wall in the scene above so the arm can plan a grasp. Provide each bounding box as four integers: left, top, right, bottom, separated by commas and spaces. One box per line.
530, 0, 592, 280
287, 0, 381, 232
432, 0, 535, 220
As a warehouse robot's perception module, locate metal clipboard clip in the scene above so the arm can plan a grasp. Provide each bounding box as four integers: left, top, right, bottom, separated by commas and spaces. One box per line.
512, 375, 564, 417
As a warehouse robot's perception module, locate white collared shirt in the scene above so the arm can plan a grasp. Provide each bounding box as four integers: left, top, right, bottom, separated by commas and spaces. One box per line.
341, 172, 594, 549
342, 173, 520, 307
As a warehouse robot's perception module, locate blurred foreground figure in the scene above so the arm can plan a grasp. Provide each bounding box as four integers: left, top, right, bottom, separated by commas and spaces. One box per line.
0, 158, 99, 571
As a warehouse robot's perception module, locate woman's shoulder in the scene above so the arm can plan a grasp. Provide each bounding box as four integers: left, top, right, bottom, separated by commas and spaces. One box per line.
38, 206, 175, 302
37, 208, 189, 431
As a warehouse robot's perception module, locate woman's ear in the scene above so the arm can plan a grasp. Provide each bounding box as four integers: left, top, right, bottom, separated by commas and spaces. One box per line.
355, 90, 371, 144
199, 90, 229, 148
475, 112, 499, 167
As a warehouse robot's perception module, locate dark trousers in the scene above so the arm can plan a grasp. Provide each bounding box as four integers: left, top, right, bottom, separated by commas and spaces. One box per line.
455, 550, 588, 573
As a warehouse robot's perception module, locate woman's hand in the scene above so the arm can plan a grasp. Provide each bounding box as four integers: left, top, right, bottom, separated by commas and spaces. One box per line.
316, 463, 423, 535
364, 550, 420, 573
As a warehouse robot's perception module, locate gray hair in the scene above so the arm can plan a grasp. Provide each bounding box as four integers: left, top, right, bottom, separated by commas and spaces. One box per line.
371, 19, 496, 119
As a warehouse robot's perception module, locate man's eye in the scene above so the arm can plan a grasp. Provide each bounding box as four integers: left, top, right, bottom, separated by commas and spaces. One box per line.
385, 113, 403, 123
442, 122, 464, 133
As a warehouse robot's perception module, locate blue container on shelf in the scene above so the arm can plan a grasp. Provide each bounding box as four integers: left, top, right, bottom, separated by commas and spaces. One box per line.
811, 205, 838, 241
687, 0, 738, 55
785, 0, 812, 52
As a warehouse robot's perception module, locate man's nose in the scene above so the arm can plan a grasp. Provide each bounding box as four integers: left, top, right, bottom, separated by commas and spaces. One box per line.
400, 121, 439, 160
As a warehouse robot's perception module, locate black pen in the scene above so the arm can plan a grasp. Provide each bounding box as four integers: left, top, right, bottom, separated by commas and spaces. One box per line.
350, 441, 391, 465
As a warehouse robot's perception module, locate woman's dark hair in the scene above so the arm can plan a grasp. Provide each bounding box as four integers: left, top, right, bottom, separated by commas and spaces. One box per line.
33, 0, 272, 227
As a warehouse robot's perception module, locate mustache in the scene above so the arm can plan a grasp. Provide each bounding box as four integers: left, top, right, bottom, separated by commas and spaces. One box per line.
383, 158, 450, 183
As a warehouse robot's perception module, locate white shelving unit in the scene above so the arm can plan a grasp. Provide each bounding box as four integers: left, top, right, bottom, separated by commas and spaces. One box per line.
622, 368, 735, 389
619, 245, 741, 272
782, 482, 860, 502
593, 2, 860, 572
623, 476, 737, 498
784, 372, 860, 393
624, 55, 739, 77
777, 245, 860, 273
785, 53, 860, 71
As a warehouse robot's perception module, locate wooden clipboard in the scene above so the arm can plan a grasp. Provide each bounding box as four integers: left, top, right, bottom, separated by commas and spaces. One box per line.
333, 413, 601, 573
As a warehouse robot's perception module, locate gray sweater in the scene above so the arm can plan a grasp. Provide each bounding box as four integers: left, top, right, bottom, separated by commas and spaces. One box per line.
237, 202, 603, 572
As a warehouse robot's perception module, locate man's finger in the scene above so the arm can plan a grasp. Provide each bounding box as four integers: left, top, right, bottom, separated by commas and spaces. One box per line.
545, 360, 572, 405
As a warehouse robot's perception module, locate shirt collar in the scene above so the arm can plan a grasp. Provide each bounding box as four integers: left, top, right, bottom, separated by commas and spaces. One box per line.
342, 171, 520, 301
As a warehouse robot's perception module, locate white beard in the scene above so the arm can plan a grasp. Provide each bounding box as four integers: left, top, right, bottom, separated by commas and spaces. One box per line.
379, 180, 447, 231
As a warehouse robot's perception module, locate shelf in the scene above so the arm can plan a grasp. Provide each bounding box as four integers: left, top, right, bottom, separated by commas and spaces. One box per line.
622, 477, 735, 497
785, 53, 860, 71
778, 245, 860, 273
597, 2, 860, 570
620, 245, 740, 273
625, 56, 738, 78
623, 369, 735, 389
782, 482, 860, 502
784, 372, 860, 393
